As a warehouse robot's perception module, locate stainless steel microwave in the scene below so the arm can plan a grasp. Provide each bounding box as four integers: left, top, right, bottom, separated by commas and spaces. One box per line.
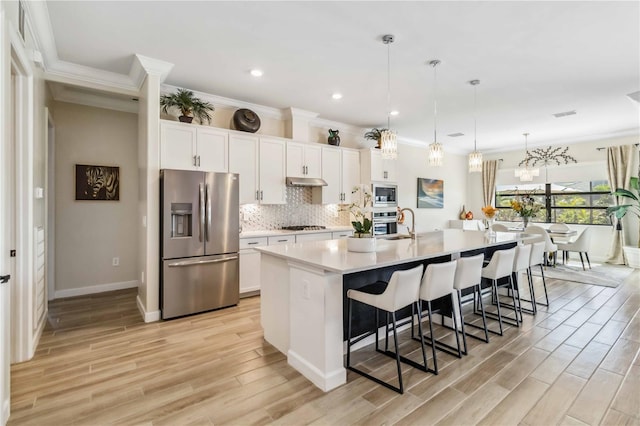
372, 183, 397, 207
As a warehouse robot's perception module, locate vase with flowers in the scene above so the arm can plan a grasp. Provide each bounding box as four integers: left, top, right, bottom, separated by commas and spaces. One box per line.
342, 185, 376, 252
481, 205, 498, 234
510, 191, 542, 229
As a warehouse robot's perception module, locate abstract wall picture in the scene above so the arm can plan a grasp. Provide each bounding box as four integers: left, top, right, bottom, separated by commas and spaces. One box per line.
75, 165, 120, 201
417, 178, 443, 208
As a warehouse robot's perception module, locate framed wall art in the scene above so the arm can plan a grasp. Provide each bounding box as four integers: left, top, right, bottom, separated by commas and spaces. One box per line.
75, 164, 120, 201
417, 178, 443, 208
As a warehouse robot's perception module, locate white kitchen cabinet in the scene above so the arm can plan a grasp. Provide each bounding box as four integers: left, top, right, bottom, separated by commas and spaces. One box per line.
268, 235, 296, 245
331, 230, 354, 239
295, 232, 332, 242
259, 137, 287, 204
239, 237, 268, 296
229, 132, 259, 205
229, 134, 286, 205
313, 147, 360, 204
360, 148, 397, 183
160, 120, 228, 172
286, 141, 322, 178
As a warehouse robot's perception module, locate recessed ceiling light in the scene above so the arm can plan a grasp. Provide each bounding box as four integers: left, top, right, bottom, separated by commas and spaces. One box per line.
552, 110, 576, 118
448, 133, 464, 137
250, 69, 263, 77
390, 110, 399, 116
332, 93, 343, 100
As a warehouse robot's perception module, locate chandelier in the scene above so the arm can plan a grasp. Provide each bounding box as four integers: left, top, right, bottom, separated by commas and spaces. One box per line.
427, 60, 443, 166
468, 79, 482, 173
380, 34, 397, 160
514, 133, 539, 182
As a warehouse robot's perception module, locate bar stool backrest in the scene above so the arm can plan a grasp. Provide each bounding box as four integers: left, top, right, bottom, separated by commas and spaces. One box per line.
482, 247, 516, 280
528, 241, 546, 267
382, 265, 424, 313
419, 260, 457, 302
453, 254, 485, 291
513, 244, 532, 272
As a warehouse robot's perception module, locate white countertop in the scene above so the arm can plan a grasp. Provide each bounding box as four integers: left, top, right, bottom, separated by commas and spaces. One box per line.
255, 229, 526, 274
240, 226, 353, 238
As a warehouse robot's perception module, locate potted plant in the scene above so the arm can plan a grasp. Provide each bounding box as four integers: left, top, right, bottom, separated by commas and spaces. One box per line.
364, 128, 388, 149
160, 88, 215, 124
607, 176, 640, 268
342, 185, 376, 252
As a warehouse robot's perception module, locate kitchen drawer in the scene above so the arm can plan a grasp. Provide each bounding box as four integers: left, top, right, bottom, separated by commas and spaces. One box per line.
296, 232, 332, 243
332, 230, 354, 239
268, 235, 296, 245
240, 237, 268, 249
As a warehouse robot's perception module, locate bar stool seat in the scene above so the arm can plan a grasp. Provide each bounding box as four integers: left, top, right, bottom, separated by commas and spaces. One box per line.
480, 247, 517, 336
453, 254, 489, 355
346, 265, 424, 394
415, 260, 459, 374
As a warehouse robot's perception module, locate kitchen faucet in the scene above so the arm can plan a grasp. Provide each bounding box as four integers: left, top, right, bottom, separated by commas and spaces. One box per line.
399, 208, 416, 239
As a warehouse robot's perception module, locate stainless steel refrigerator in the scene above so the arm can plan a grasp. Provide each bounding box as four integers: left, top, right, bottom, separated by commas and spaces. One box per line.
160, 169, 240, 319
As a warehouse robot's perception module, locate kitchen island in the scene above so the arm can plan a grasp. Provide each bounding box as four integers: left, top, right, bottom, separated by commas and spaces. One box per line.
255, 229, 525, 391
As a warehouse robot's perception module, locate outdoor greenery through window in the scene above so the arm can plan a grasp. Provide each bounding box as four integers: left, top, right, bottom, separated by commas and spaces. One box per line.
495, 181, 613, 225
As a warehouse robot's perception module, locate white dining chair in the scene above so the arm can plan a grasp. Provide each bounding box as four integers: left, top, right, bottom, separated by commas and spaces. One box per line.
525, 225, 558, 266
491, 223, 509, 232
557, 228, 592, 270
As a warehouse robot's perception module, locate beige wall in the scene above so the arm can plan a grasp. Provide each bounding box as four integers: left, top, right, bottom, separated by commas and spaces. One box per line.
54, 101, 138, 292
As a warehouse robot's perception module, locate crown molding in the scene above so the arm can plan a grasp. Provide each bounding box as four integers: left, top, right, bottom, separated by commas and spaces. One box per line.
20, 0, 56, 67
283, 107, 319, 120
49, 83, 139, 114
131, 54, 174, 86
161, 84, 285, 120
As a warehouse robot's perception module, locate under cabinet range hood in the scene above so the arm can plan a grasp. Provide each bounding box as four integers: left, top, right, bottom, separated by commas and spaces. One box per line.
286, 176, 328, 187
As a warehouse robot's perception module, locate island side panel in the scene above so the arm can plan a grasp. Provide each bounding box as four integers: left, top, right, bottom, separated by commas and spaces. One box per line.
260, 253, 290, 354
288, 262, 346, 392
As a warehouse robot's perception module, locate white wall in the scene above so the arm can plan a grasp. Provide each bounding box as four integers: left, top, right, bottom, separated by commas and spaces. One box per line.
397, 144, 468, 233
53, 101, 139, 295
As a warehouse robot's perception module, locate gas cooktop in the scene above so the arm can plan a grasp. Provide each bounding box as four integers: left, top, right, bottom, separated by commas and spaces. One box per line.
281, 225, 327, 231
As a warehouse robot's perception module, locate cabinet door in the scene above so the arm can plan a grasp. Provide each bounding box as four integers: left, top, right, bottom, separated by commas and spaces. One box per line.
286, 141, 305, 178
239, 249, 261, 294
160, 122, 197, 170
332, 230, 354, 239
382, 157, 397, 182
296, 232, 332, 242
259, 137, 287, 204
341, 149, 361, 204
229, 133, 259, 204
319, 147, 342, 204
197, 127, 228, 172
303, 144, 322, 178
369, 149, 385, 181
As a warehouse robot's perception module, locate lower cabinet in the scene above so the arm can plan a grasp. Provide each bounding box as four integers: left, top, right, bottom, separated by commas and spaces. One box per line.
295, 232, 332, 243
239, 249, 261, 295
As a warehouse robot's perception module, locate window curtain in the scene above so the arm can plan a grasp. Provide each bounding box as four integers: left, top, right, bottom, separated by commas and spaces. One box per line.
482, 160, 498, 206
606, 145, 635, 265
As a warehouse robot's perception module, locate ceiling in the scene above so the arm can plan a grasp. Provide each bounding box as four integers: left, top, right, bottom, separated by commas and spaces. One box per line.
42, 1, 639, 152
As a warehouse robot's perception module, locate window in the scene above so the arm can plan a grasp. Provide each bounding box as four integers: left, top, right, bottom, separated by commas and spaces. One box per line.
495, 181, 612, 225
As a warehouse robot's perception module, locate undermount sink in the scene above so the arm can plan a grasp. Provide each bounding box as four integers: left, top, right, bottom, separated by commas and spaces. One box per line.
379, 234, 412, 240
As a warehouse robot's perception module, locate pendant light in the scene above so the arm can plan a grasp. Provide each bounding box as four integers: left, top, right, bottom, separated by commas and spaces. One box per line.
468, 80, 483, 173
514, 133, 540, 182
380, 34, 397, 160
427, 60, 443, 166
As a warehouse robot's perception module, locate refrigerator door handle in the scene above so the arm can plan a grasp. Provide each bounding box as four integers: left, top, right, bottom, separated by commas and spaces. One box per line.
167, 256, 239, 267
205, 183, 211, 242
199, 183, 205, 242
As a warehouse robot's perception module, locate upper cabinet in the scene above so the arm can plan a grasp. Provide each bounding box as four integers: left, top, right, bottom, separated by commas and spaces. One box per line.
286, 141, 322, 178
229, 132, 287, 205
313, 146, 360, 204
360, 148, 397, 183
160, 121, 228, 172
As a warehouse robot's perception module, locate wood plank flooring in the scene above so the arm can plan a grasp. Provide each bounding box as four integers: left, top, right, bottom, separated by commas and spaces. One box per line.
8, 270, 640, 425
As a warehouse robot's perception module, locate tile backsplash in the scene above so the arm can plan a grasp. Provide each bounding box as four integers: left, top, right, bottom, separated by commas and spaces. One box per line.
240, 187, 350, 231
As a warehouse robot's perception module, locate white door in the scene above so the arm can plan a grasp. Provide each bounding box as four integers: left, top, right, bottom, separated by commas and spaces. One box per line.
320, 147, 341, 204
259, 138, 286, 204
229, 133, 259, 204
303, 144, 322, 179
342, 149, 361, 204
285, 141, 305, 178
196, 127, 228, 172
160, 121, 197, 170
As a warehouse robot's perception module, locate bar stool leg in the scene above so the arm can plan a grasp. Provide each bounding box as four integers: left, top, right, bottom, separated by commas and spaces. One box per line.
540, 264, 549, 306
416, 301, 428, 369
391, 312, 403, 394
509, 274, 523, 325
457, 289, 468, 355
451, 294, 462, 358
426, 301, 438, 374
477, 284, 490, 343
347, 298, 353, 368
493, 280, 504, 336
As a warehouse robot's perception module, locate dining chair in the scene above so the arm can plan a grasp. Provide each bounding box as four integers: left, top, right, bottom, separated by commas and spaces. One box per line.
525, 225, 558, 266
549, 223, 572, 243
556, 228, 592, 270
491, 223, 509, 232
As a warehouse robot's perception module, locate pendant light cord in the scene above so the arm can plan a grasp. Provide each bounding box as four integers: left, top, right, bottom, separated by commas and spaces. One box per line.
387, 39, 391, 129
433, 63, 438, 143
473, 84, 477, 151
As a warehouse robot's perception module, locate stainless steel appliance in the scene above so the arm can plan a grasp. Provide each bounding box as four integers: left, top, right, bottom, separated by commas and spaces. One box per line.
160, 169, 239, 319
372, 209, 398, 236
372, 183, 398, 208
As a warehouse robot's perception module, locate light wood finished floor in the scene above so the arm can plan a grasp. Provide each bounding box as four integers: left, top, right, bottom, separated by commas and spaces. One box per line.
8, 270, 640, 425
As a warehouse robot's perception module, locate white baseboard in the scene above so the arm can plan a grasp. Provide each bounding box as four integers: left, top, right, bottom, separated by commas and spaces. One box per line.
288, 349, 346, 392
54, 280, 139, 299
2, 399, 9, 426
136, 294, 161, 323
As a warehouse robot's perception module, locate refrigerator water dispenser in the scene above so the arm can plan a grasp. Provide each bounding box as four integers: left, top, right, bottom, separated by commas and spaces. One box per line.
171, 203, 192, 238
